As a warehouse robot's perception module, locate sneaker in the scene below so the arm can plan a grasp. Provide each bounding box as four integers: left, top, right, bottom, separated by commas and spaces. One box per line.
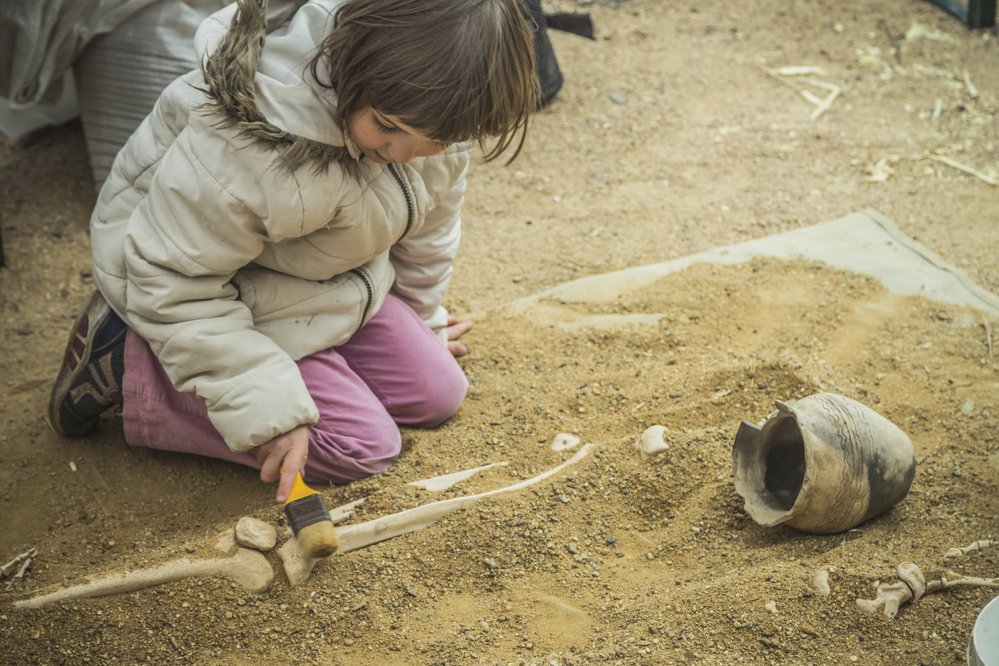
48, 292, 127, 437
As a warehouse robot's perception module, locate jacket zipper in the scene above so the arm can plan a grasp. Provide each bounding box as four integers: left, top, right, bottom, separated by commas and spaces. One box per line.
388, 163, 415, 240
349, 267, 374, 329
348, 166, 410, 331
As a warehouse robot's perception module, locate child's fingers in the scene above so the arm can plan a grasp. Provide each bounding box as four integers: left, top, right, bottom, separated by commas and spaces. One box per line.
446, 319, 473, 339
276, 464, 299, 503
258, 444, 282, 484
274, 428, 310, 503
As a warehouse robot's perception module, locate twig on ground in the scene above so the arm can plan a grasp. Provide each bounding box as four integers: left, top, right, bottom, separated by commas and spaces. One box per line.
982, 321, 993, 359
927, 154, 998, 186
763, 66, 842, 120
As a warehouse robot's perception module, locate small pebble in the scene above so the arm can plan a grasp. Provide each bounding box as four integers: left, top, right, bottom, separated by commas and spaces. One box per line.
484, 557, 498, 569
609, 92, 626, 105
235, 516, 277, 552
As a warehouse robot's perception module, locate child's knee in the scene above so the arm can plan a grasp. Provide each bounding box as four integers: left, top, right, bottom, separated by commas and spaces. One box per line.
414, 365, 468, 427
306, 419, 402, 484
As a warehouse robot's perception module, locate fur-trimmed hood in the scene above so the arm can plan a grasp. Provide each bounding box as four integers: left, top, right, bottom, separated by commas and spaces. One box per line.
196, 0, 362, 168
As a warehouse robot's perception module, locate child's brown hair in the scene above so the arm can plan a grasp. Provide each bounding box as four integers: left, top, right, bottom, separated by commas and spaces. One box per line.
310, 0, 540, 162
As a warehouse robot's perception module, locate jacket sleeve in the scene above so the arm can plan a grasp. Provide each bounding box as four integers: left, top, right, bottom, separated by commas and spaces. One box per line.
121, 118, 330, 452
389, 153, 469, 340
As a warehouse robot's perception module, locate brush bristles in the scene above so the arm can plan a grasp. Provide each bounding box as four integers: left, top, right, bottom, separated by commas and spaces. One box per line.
296, 521, 339, 558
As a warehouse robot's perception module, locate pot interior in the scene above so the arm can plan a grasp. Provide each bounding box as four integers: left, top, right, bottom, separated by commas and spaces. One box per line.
762, 417, 806, 511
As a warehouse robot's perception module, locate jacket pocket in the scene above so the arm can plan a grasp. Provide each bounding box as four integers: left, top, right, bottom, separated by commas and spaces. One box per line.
231, 253, 394, 360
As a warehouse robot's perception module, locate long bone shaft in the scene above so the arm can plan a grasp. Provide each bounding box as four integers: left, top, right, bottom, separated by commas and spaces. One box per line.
15, 548, 272, 609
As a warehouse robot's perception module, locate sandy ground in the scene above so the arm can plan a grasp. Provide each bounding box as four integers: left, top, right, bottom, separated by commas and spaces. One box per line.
1, 0, 997, 664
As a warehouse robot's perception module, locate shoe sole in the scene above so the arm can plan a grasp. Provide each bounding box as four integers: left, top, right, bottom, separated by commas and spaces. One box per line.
47, 292, 113, 437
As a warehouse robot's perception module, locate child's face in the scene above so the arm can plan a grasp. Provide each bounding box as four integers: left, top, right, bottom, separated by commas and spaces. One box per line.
348, 108, 448, 165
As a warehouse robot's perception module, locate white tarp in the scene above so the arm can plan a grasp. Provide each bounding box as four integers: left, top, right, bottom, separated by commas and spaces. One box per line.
507, 209, 999, 326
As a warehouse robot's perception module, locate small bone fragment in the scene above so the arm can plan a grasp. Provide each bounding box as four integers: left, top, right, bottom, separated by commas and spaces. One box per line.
963, 70, 978, 98
857, 580, 913, 618
552, 433, 581, 451
896, 562, 926, 601
710, 388, 732, 403
930, 98, 942, 122
1, 549, 36, 578
15, 548, 273, 609
935, 571, 999, 590
928, 155, 998, 186
767, 65, 826, 77
856, 563, 999, 619
635, 425, 669, 460
235, 517, 277, 552
865, 158, 895, 182
277, 537, 317, 587
945, 540, 997, 558
336, 444, 593, 554
408, 462, 509, 492
813, 567, 832, 596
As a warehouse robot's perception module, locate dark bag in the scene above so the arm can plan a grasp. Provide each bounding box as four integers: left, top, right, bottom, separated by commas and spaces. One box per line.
522, 0, 595, 108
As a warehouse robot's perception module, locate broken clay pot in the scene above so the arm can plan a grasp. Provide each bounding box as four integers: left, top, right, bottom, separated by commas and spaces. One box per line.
732, 392, 916, 534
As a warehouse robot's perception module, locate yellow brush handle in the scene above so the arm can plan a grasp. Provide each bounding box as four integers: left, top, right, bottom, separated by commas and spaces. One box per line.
284, 471, 316, 505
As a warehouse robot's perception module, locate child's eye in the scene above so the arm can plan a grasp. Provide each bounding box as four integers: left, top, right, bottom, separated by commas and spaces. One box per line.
373, 115, 398, 134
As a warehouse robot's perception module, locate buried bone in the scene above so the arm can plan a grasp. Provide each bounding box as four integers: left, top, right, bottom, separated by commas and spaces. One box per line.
1, 549, 37, 579
408, 462, 509, 492
856, 562, 999, 619
813, 567, 834, 596
635, 425, 669, 460
337, 444, 593, 554
271, 445, 594, 586
732, 393, 915, 534
277, 536, 317, 588
945, 540, 996, 558
552, 433, 581, 452
15, 548, 273, 609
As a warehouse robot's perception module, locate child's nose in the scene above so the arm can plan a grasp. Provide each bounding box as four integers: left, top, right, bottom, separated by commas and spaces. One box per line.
389, 138, 420, 164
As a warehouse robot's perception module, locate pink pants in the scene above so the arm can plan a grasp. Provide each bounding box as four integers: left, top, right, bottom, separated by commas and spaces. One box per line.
121, 295, 468, 484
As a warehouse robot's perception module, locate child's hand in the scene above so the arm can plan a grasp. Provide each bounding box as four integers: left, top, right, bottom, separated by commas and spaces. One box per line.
253, 426, 311, 503
445, 316, 473, 357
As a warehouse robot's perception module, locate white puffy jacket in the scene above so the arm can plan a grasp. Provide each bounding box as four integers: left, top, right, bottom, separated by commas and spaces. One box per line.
90, 0, 470, 452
